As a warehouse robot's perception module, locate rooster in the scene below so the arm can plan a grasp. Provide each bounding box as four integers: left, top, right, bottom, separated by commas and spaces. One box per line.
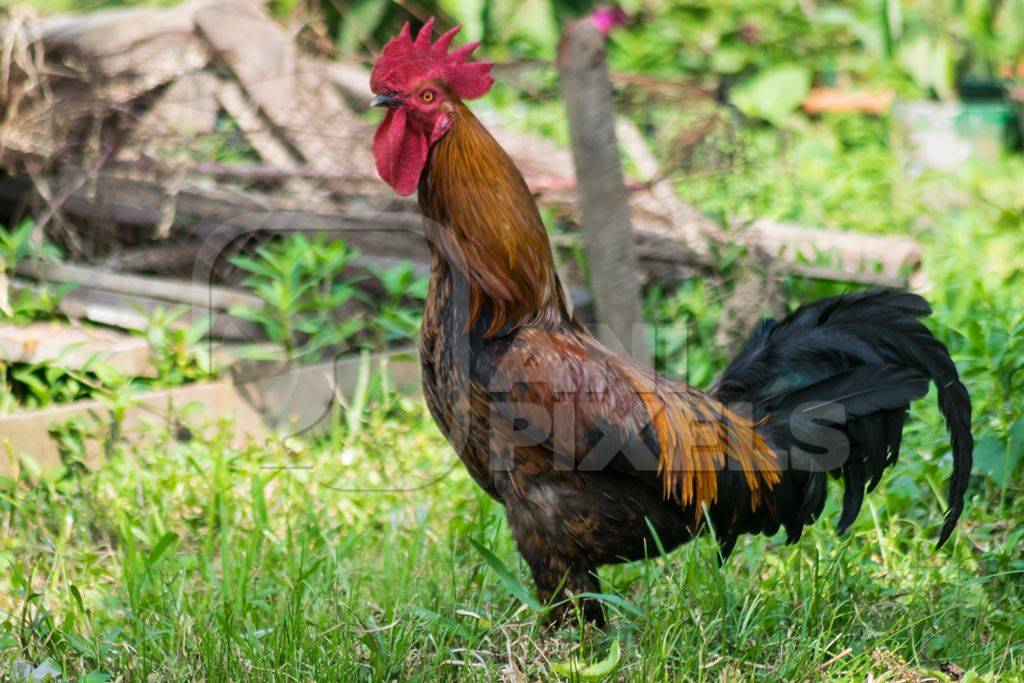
368, 19, 973, 626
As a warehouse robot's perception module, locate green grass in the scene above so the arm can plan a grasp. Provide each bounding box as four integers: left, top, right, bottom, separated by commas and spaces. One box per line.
1, 369, 1022, 681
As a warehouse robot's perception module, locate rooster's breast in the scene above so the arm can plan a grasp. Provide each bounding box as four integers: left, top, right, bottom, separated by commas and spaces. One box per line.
419, 265, 503, 501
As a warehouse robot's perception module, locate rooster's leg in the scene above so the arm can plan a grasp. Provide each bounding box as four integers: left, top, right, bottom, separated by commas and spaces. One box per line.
522, 549, 604, 627
506, 501, 605, 627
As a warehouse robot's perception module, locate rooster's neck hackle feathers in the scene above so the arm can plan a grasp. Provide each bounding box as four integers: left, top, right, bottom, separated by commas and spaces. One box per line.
419, 100, 569, 336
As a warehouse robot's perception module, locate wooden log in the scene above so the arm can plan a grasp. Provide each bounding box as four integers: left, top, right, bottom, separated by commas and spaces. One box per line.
0, 169, 911, 292
553, 233, 909, 289
17, 259, 261, 310
194, 0, 373, 180
747, 219, 921, 279
557, 18, 650, 364
12, 278, 262, 340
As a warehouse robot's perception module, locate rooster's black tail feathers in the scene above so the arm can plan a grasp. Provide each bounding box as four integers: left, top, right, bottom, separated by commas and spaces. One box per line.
711, 289, 972, 548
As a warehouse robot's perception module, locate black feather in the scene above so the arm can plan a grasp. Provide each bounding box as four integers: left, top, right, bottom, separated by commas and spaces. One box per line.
710, 288, 973, 548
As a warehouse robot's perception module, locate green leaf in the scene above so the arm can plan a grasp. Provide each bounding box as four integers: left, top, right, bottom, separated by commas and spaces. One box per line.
973, 435, 1016, 486
251, 474, 269, 529
551, 640, 622, 680
146, 532, 179, 569
0, 631, 18, 650
731, 65, 811, 125
69, 584, 85, 614
467, 538, 540, 611
1009, 419, 1024, 452
897, 34, 955, 99
575, 592, 645, 618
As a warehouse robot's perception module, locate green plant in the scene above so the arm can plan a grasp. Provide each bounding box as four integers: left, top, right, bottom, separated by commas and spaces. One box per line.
1, 351, 126, 414
0, 220, 69, 323
363, 260, 428, 348
644, 279, 727, 389
5, 282, 74, 323
137, 306, 215, 386
9, 362, 93, 409
187, 112, 261, 166
229, 233, 363, 363
0, 220, 35, 276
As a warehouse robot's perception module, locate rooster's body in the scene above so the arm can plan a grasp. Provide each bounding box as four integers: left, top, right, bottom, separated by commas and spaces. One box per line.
369, 20, 973, 625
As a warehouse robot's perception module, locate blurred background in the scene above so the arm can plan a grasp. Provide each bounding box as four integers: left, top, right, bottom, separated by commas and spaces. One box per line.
0, 1, 1022, 680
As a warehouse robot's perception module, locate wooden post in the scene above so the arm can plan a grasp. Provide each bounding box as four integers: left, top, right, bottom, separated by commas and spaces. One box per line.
557, 18, 651, 365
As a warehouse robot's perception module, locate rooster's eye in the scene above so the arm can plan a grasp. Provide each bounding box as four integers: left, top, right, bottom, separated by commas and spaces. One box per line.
421, 90, 435, 103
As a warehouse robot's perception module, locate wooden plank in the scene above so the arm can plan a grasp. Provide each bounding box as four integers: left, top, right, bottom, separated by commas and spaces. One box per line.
231, 347, 420, 435
0, 321, 154, 377
0, 348, 422, 476
557, 18, 650, 364
52, 285, 263, 340
17, 259, 262, 310
0, 378, 265, 476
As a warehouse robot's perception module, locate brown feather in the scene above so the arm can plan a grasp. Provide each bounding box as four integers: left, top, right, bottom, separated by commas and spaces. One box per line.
419, 99, 568, 336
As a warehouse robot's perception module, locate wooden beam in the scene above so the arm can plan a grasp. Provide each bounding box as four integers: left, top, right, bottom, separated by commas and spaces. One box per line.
0, 321, 155, 377
0, 379, 264, 475
17, 259, 261, 310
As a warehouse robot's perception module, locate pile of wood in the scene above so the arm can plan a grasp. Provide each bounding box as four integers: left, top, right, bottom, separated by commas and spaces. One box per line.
0, 0, 921, 336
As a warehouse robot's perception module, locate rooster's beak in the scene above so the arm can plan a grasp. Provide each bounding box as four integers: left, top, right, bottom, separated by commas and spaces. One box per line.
371, 93, 402, 108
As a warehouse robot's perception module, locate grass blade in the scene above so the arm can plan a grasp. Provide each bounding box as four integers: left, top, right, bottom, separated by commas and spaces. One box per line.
468, 538, 540, 612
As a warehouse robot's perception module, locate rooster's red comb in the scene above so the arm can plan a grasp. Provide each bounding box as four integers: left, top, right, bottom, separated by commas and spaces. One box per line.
370, 18, 494, 100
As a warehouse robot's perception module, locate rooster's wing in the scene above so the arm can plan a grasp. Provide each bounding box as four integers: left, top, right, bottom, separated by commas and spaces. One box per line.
480, 326, 781, 515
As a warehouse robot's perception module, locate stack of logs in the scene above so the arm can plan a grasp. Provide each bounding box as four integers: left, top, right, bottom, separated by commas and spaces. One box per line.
0, 0, 922, 344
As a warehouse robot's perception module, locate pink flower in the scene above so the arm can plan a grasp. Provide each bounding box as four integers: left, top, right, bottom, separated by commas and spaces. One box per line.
591, 6, 628, 36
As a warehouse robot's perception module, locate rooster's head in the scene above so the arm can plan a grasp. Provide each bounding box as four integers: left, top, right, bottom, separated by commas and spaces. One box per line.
369, 18, 494, 195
